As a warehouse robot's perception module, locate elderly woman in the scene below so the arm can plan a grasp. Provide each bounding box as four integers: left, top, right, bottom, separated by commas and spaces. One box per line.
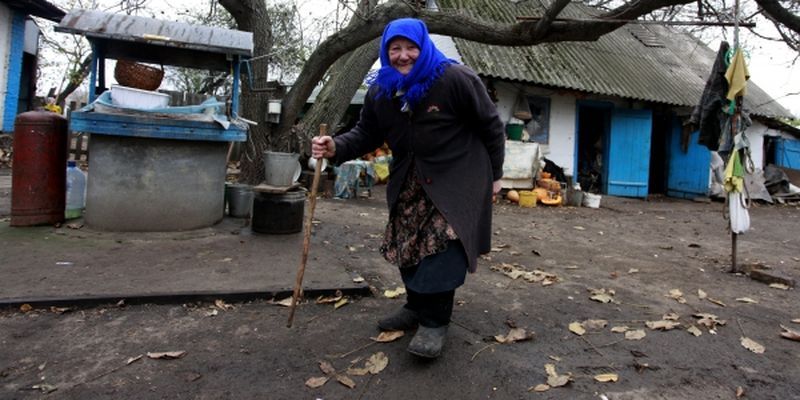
312, 18, 504, 358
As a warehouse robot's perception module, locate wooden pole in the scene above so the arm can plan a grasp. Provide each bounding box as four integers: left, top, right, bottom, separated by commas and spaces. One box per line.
287, 124, 327, 328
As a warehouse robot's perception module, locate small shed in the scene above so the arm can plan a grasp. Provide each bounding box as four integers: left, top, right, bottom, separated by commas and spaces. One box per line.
55, 10, 253, 231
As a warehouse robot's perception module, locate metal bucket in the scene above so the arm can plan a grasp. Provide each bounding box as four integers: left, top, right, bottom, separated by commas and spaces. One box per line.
225, 183, 253, 218
252, 190, 306, 234
263, 151, 301, 187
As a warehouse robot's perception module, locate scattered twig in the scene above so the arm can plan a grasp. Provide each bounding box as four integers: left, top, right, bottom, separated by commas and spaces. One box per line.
579, 335, 606, 358
450, 319, 483, 337
470, 343, 497, 362
329, 341, 377, 359
736, 317, 747, 336
305, 307, 337, 324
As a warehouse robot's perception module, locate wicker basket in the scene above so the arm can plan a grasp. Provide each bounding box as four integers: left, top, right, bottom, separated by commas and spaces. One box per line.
114, 60, 164, 91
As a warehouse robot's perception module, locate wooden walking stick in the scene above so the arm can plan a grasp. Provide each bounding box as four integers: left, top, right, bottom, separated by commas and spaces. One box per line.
287, 123, 328, 327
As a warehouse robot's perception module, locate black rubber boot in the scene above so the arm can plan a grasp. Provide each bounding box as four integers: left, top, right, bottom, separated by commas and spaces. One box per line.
377, 307, 419, 331
407, 325, 448, 358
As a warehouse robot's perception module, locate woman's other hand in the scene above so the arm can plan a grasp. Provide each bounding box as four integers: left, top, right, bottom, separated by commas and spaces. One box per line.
492, 180, 502, 195
312, 136, 336, 159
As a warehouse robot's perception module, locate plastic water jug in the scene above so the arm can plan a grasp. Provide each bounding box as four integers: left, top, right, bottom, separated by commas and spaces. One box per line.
65, 161, 86, 219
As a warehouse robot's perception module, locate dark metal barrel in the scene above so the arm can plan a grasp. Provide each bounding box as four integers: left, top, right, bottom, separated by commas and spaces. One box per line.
10, 111, 68, 226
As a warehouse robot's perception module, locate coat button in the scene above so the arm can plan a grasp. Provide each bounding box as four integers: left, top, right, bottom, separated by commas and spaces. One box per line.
425, 178, 432, 184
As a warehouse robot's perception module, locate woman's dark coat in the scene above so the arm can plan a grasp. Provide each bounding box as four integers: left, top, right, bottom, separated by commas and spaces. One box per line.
332, 64, 505, 272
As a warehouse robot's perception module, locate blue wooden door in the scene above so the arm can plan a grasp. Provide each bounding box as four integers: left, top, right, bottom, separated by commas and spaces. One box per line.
774, 138, 800, 169
605, 108, 652, 198
666, 119, 711, 198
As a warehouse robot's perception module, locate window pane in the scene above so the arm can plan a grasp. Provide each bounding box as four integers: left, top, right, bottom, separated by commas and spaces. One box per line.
526, 96, 550, 144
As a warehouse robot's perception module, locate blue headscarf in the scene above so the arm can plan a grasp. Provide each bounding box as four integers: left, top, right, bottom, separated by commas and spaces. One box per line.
367, 18, 457, 108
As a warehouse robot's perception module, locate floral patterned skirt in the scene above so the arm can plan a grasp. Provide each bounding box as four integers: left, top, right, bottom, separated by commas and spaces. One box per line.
380, 165, 459, 269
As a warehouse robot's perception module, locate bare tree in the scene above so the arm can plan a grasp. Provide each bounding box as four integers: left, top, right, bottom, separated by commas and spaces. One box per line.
216, 0, 800, 183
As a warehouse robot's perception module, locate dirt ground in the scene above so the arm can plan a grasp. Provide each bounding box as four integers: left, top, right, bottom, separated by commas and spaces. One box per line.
1, 167, 799, 399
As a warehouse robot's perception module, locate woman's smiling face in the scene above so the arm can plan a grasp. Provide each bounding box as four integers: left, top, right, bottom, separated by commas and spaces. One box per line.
388, 37, 419, 76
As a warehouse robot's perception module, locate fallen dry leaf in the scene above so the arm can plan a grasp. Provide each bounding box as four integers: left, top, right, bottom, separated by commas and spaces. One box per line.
662, 313, 679, 321
528, 384, 550, 392
736, 297, 758, 304
305, 376, 329, 388
126, 355, 143, 365
611, 326, 629, 333
646, 320, 681, 331
769, 283, 790, 290
736, 386, 745, 398
628, 268, 639, 274
336, 374, 356, 389
697, 289, 707, 299
365, 352, 389, 374
495, 327, 533, 343
687, 326, 703, 337
547, 375, 570, 387
543, 363, 571, 387
779, 325, 800, 342
740, 337, 765, 354
625, 329, 646, 340
316, 290, 343, 304
66, 223, 83, 229
319, 360, 336, 375
545, 363, 557, 377
568, 322, 586, 336
594, 373, 619, 382
214, 299, 234, 310
383, 287, 406, 299
694, 313, 727, 329
147, 351, 186, 359
372, 331, 404, 343
346, 366, 370, 376
19, 304, 32, 313
489, 263, 560, 286
667, 289, 686, 304
573, 226, 586, 230
352, 276, 365, 283
49, 306, 72, 314
589, 288, 615, 303
270, 297, 294, 307
334, 298, 349, 309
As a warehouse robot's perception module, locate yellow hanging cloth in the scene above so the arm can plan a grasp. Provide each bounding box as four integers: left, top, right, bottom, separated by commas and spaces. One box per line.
724, 49, 749, 100
723, 151, 745, 193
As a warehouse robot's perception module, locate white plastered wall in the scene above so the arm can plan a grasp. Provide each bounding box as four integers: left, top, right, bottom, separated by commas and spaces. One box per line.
493, 81, 577, 176
743, 120, 797, 169
0, 4, 13, 126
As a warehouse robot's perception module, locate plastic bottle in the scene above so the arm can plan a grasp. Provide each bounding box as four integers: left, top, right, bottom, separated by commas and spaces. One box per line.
65, 161, 86, 219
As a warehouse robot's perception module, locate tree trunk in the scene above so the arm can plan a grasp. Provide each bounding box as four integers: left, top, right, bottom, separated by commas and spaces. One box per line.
296, 0, 380, 155
220, 0, 274, 184
297, 39, 380, 155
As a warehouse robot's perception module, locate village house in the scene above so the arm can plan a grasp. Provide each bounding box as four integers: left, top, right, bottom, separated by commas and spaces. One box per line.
428, 0, 799, 199
0, 0, 64, 134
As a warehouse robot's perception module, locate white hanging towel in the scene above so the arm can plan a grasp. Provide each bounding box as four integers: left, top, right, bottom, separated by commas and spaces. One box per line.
728, 192, 750, 234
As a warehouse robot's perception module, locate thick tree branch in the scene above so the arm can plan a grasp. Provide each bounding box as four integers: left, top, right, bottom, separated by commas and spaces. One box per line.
276, 0, 696, 137
533, 0, 571, 39
755, 0, 800, 34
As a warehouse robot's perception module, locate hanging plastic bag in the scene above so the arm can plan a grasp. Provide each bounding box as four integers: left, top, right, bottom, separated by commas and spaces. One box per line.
728, 192, 750, 234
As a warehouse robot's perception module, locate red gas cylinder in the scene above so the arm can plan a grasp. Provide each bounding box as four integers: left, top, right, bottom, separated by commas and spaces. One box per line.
10, 111, 68, 226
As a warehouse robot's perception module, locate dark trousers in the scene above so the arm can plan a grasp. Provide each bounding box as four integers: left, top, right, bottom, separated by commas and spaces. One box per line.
404, 288, 455, 328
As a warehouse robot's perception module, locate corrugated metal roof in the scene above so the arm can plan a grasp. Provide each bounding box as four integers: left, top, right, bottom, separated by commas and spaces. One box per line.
1, 0, 64, 22
55, 9, 252, 71
436, 0, 792, 119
